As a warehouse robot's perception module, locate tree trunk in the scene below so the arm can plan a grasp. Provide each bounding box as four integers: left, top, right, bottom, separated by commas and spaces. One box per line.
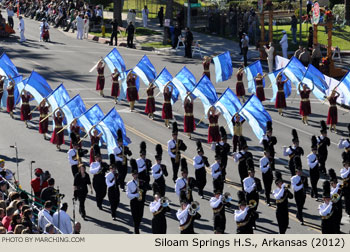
113, 0, 123, 26
163, 0, 173, 45
346, 0, 350, 24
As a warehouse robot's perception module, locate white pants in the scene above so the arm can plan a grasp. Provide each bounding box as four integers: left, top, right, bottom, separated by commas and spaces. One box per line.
20, 30, 26, 42
143, 17, 147, 27
83, 27, 89, 38
267, 59, 274, 73
282, 47, 288, 58
77, 28, 83, 40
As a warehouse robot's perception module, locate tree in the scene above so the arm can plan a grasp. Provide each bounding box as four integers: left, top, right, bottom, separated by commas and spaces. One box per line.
163, 0, 174, 45
113, 0, 123, 26
346, 0, 350, 24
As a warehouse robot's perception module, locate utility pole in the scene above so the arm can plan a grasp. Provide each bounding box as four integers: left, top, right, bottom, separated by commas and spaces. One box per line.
299, 0, 302, 43
187, 0, 191, 28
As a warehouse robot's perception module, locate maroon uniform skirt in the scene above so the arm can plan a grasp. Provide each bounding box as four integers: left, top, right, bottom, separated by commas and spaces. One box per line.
127, 87, 139, 102
203, 71, 210, 80
20, 104, 32, 121
96, 76, 105, 90
275, 91, 286, 108
6, 96, 14, 112
327, 106, 337, 125
145, 97, 155, 113
39, 117, 49, 134
236, 81, 245, 96
50, 127, 64, 145
208, 125, 221, 143
256, 86, 265, 101
184, 114, 196, 133
299, 100, 311, 116
162, 102, 172, 119
111, 82, 120, 97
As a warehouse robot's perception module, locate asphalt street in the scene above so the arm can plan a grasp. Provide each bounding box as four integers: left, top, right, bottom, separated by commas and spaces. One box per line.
0, 15, 350, 234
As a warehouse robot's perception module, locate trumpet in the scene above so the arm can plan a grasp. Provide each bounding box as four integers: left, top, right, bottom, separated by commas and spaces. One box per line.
138, 188, 143, 201
175, 139, 180, 164
222, 192, 232, 204
248, 199, 257, 209
188, 201, 200, 216
331, 193, 341, 203
160, 197, 170, 206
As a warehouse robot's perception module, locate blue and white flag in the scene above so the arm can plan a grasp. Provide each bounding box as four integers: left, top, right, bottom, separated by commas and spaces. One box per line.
60, 95, 86, 126
119, 69, 140, 101
154, 68, 179, 104
133, 55, 157, 86
213, 51, 233, 83
96, 108, 131, 153
46, 84, 71, 112
24, 71, 53, 104
244, 60, 265, 93
239, 95, 272, 140
104, 48, 126, 79
1, 75, 24, 107
78, 104, 105, 134
215, 88, 242, 136
268, 69, 292, 102
171, 66, 196, 102
337, 72, 350, 106
192, 75, 218, 116
0, 53, 18, 79
282, 56, 306, 88
302, 64, 328, 101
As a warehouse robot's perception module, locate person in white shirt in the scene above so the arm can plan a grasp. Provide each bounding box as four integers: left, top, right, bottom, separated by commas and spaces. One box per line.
193, 141, 209, 198
149, 193, 170, 234
105, 164, 120, 220
67, 143, 79, 178
126, 159, 144, 234
210, 190, 231, 234
18, 16, 26, 43
234, 190, 255, 234
308, 136, 319, 199
175, 158, 189, 201
259, 145, 273, 206
151, 144, 166, 197
291, 166, 306, 225
329, 168, 342, 233
279, 30, 288, 58
38, 201, 53, 233
176, 200, 200, 234
40, 18, 50, 42
243, 166, 260, 218
75, 13, 84, 40
137, 141, 152, 191
318, 181, 336, 233
142, 5, 149, 27
53, 203, 72, 234
6, 5, 14, 29
263, 42, 274, 72
340, 158, 350, 217
83, 15, 89, 39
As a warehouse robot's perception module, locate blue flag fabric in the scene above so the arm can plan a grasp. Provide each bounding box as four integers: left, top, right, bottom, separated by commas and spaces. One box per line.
244, 60, 265, 93
96, 108, 131, 153
60, 95, 86, 126
302, 64, 329, 101
215, 88, 242, 136
239, 95, 272, 140
154, 68, 179, 104
46, 84, 71, 112
25, 71, 53, 104
133, 55, 157, 86
119, 70, 140, 101
338, 72, 350, 106
104, 48, 126, 75
282, 56, 306, 88
171, 66, 196, 102
0, 53, 18, 79
213, 51, 233, 83
192, 75, 218, 116
268, 69, 292, 102
78, 104, 105, 134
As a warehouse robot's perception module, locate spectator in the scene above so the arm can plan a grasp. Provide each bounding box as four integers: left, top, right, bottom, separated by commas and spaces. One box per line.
294, 45, 303, 58
75, 12, 84, 40
21, 228, 31, 234
31, 168, 49, 203
241, 33, 249, 66
38, 201, 53, 232
83, 15, 89, 39
126, 21, 135, 48
8, 213, 21, 232
264, 42, 275, 72
95, 6, 103, 24
21, 209, 34, 233
311, 43, 322, 69
142, 5, 149, 28
53, 203, 72, 234
172, 24, 181, 49
14, 224, 25, 234
158, 7, 164, 27
13, 200, 24, 215
18, 16, 26, 43
110, 18, 118, 46
299, 47, 311, 67
0, 181, 8, 201
127, 9, 133, 25
184, 27, 193, 58
2, 206, 15, 230
291, 15, 297, 44
0, 226, 6, 234
6, 5, 14, 29
64, 9, 76, 32
0, 208, 5, 222
44, 223, 55, 234
306, 0, 313, 17
73, 221, 81, 234
279, 30, 288, 58
40, 178, 57, 208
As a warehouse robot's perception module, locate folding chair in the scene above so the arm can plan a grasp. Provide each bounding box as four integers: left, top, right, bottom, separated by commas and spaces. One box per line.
192, 41, 203, 58
332, 46, 342, 63
176, 36, 185, 50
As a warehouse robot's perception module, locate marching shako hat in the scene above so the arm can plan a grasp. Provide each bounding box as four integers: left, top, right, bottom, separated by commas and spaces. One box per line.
180, 158, 188, 173
274, 171, 283, 185
196, 141, 204, 154
322, 180, 331, 198
130, 159, 138, 175
140, 141, 147, 155
155, 144, 163, 160
311, 135, 317, 150
237, 190, 246, 205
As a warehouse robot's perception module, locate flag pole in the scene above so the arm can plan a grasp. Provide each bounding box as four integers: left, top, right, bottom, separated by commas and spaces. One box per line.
196, 115, 205, 126
56, 124, 69, 134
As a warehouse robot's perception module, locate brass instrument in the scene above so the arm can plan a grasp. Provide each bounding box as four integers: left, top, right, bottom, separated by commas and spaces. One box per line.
222, 192, 232, 204
284, 184, 291, 189
160, 197, 170, 206
188, 201, 200, 216
175, 139, 180, 164
248, 199, 257, 208
331, 193, 341, 203
137, 179, 143, 201
122, 145, 127, 166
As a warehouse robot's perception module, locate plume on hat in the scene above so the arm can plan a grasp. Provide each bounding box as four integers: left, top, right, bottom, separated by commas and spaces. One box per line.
328, 168, 337, 183
117, 129, 123, 141
180, 158, 188, 173
219, 126, 227, 139
292, 129, 298, 141
196, 140, 204, 153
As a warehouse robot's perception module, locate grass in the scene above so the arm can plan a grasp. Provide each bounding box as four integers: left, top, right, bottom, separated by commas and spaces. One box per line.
140, 42, 172, 48
90, 27, 161, 38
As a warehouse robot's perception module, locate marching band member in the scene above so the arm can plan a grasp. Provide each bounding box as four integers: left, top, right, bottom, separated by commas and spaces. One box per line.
167, 122, 187, 183
88, 127, 103, 164
144, 83, 156, 119
232, 113, 244, 153
291, 165, 307, 225
308, 136, 320, 199
162, 82, 173, 128
283, 129, 304, 176
273, 171, 293, 234
217, 127, 230, 181
243, 164, 260, 229
149, 191, 170, 234
274, 72, 288, 116
207, 106, 221, 149
235, 190, 257, 234
137, 142, 152, 191
260, 121, 277, 171
329, 168, 342, 233
73, 164, 93, 220
176, 199, 201, 234
193, 141, 209, 198
96, 60, 105, 97
317, 121, 331, 175
126, 159, 146, 234
38, 99, 50, 140
175, 158, 192, 203
50, 108, 65, 151
210, 190, 231, 234
340, 157, 350, 217
202, 56, 211, 80
254, 73, 265, 102
6, 76, 15, 119
111, 68, 120, 103
67, 136, 80, 178
151, 144, 167, 197
233, 136, 252, 187
126, 71, 139, 112
259, 142, 273, 206
298, 82, 313, 125
211, 146, 223, 193
89, 145, 108, 210
326, 89, 340, 133
235, 66, 245, 103
20, 90, 32, 128
105, 163, 120, 220
69, 119, 83, 149
318, 181, 337, 234
338, 124, 350, 162
183, 92, 195, 139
